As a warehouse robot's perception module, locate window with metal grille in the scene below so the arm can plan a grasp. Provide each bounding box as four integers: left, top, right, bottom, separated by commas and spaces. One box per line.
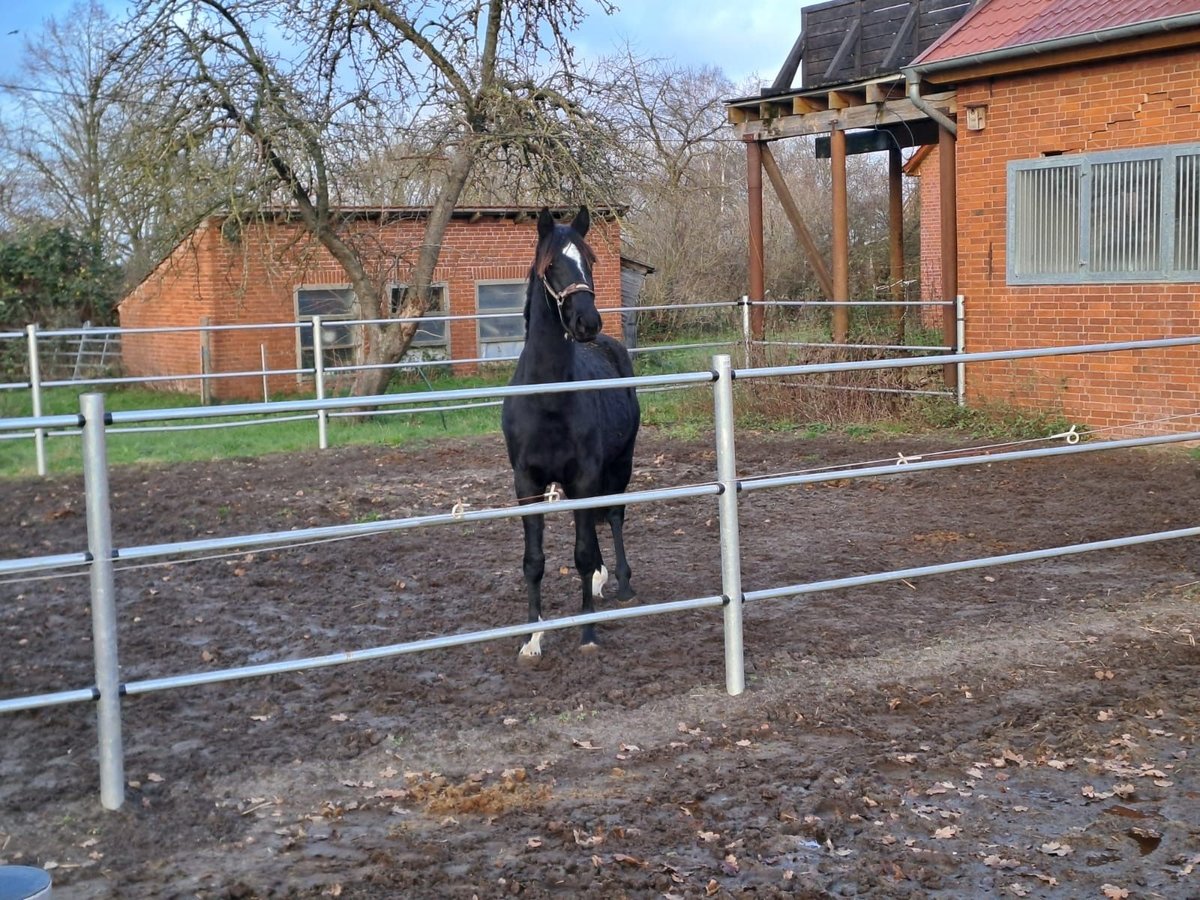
1007, 144, 1200, 284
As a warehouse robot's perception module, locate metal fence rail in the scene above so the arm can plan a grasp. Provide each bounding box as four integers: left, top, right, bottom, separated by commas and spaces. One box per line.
1, 297, 958, 474
5, 336, 1198, 810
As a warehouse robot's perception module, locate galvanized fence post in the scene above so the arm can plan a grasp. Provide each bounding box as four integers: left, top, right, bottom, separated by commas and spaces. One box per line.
80, 393, 125, 810
312, 315, 328, 450
25, 324, 47, 477
711, 354, 745, 696
956, 294, 966, 407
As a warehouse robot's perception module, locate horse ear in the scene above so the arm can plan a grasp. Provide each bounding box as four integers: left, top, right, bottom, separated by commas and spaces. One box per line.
537, 207, 555, 241
571, 206, 590, 238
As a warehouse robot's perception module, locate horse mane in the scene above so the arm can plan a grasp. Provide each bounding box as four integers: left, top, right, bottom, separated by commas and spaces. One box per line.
532, 226, 597, 278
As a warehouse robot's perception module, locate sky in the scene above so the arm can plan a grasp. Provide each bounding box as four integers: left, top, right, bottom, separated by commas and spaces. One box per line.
0, 0, 808, 90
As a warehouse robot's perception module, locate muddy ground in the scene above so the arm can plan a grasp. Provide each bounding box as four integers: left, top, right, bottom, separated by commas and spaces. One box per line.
1, 426, 1198, 899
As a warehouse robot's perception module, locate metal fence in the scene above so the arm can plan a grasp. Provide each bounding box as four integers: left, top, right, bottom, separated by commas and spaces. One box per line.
3, 335, 1200, 810
0, 297, 959, 475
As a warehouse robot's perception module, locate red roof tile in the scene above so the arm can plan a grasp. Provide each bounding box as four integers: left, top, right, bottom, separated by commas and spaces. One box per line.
915, 0, 1200, 67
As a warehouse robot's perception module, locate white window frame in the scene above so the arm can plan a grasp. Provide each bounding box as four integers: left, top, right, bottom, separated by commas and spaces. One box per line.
295, 284, 358, 375
1007, 142, 1200, 284
389, 282, 450, 348
475, 279, 527, 345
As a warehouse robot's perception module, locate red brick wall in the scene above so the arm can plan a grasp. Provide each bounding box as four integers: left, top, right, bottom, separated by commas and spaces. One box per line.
953, 47, 1200, 433
119, 223, 221, 394
118, 214, 623, 400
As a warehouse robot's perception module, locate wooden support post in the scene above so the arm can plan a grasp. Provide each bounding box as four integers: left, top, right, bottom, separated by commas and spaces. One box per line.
199, 316, 212, 406
747, 139, 766, 340
760, 144, 834, 302
939, 124, 959, 390
888, 145, 906, 342
831, 126, 850, 343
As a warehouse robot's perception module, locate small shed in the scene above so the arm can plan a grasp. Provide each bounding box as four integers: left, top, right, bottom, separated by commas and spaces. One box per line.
118, 206, 629, 400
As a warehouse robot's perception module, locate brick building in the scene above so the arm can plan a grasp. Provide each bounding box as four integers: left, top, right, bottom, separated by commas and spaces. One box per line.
906, 0, 1200, 432
118, 207, 627, 400
727, 0, 1200, 433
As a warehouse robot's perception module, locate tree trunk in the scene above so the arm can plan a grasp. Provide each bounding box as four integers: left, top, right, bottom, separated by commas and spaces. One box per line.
348, 137, 478, 403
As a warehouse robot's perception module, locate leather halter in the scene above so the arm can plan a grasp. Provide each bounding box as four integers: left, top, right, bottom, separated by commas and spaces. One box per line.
541, 275, 594, 339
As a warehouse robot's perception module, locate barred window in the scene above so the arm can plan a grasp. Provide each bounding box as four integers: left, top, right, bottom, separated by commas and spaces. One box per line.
1007, 144, 1200, 284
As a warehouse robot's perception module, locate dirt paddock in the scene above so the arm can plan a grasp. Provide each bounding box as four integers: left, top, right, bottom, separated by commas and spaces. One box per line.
1, 427, 1198, 898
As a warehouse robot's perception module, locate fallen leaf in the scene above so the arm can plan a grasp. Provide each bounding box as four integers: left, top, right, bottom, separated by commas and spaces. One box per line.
613, 853, 646, 867
1039, 842, 1073, 857
329, 713, 349, 723
1101, 886, 1130, 899
983, 855, 1020, 868
526, 837, 543, 850
933, 826, 959, 839
572, 739, 601, 751
697, 830, 720, 843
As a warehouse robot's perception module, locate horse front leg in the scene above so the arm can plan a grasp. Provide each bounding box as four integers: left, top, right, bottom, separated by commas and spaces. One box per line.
518, 503, 547, 663
606, 504, 635, 602
573, 508, 603, 651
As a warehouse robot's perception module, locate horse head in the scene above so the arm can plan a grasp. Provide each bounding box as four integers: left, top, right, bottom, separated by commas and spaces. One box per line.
536, 207, 601, 343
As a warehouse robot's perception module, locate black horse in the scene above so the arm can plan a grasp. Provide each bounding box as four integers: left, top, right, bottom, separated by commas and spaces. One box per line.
501, 207, 640, 660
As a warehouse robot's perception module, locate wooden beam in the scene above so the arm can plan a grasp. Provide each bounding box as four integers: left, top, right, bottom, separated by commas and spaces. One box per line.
727, 106, 754, 125
792, 96, 828, 115
831, 127, 850, 340
760, 144, 835, 303
732, 92, 957, 141
823, 17, 861, 82
880, 1, 919, 71
747, 141, 766, 339
939, 125, 958, 390
888, 145, 906, 342
771, 30, 805, 92
828, 89, 866, 110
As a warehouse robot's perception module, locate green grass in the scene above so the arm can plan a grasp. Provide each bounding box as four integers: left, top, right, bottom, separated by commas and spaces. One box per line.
0, 329, 1066, 479
0, 350, 723, 478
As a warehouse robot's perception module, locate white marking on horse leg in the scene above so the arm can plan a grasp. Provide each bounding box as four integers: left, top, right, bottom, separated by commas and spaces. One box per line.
591, 564, 609, 599
519, 617, 545, 660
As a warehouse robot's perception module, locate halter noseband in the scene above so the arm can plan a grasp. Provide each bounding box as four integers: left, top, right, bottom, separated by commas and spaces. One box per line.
541, 275, 594, 340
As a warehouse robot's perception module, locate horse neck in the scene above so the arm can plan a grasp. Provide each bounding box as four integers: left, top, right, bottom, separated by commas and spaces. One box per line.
521, 280, 576, 383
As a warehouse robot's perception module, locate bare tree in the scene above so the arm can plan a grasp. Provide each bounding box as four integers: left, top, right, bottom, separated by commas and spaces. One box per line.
126, 0, 618, 398
0, 1, 234, 297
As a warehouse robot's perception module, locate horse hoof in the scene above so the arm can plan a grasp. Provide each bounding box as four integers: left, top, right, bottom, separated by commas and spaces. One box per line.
517, 649, 543, 666
579, 641, 600, 655
616, 587, 636, 604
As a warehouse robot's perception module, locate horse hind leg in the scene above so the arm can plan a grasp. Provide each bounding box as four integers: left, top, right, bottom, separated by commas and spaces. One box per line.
606, 505, 635, 602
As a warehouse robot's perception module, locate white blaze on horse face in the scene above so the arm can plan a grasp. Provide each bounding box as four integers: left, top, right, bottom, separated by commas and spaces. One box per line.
562, 240, 584, 272
520, 617, 546, 659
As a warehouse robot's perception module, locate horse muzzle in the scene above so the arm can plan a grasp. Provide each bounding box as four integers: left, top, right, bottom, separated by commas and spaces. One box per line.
569, 307, 602, 342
